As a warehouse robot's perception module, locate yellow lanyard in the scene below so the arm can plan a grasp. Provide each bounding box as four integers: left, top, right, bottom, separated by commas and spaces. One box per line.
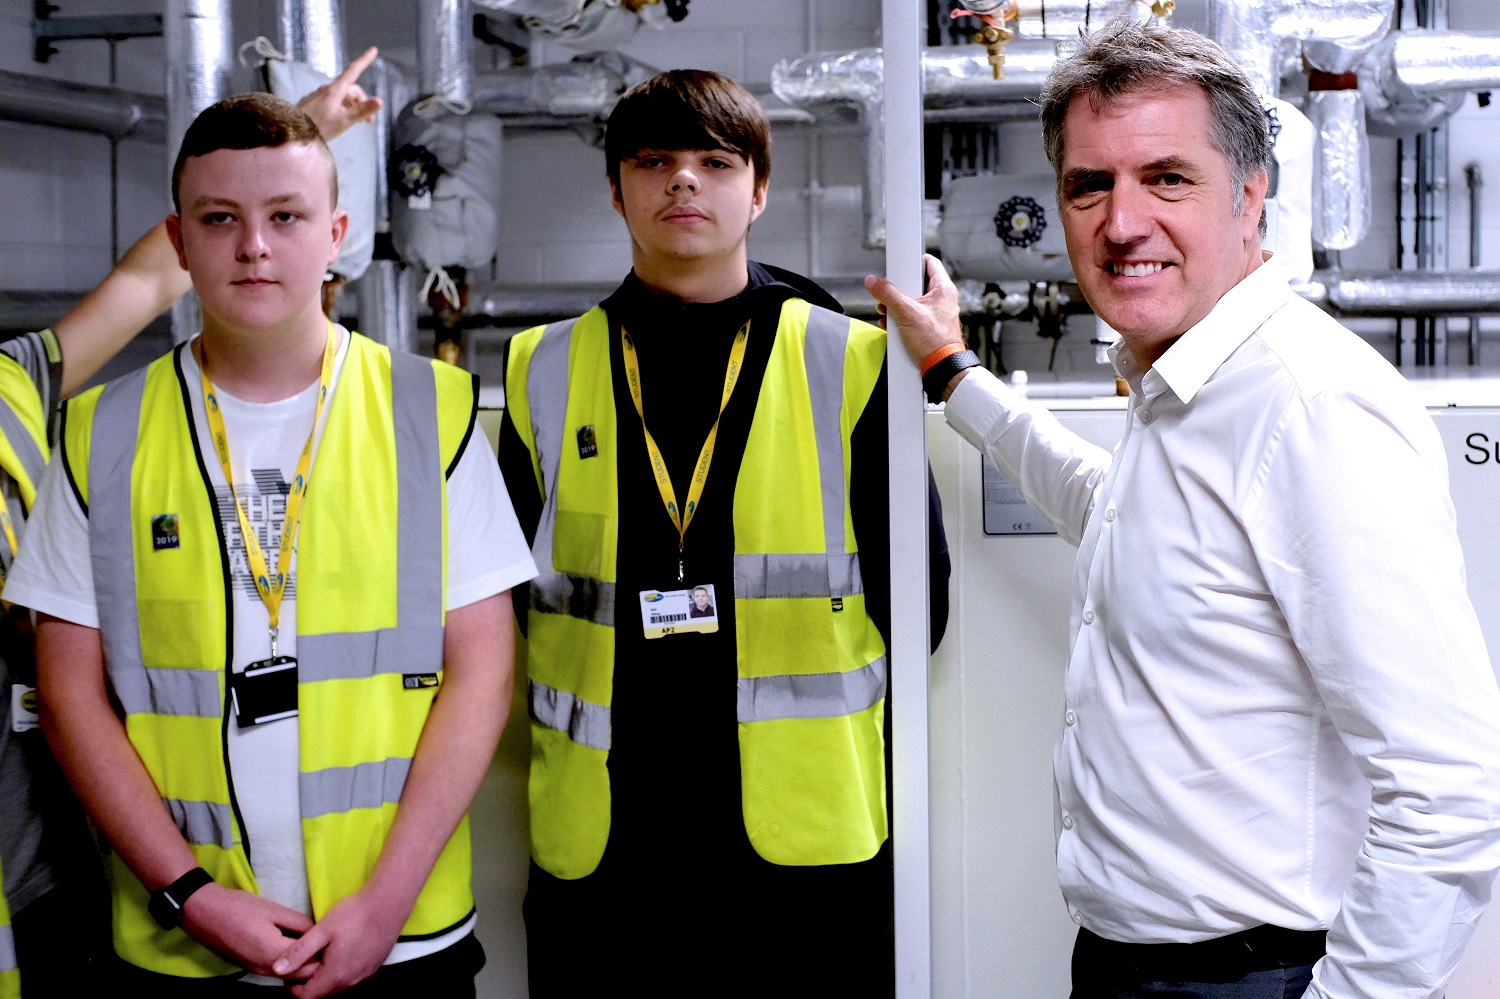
621, 320, 750, 582
199, 323, 338, 658
0, 507, 15, 564
0, 506, 16, 590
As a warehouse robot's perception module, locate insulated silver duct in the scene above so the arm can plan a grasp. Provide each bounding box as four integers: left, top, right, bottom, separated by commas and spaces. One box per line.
165, 0, 233, 342
165, 0, 233, 162
356, 263, 418, 353
0, 70, 166, 142
471, 62, 625, 118
1293, 271, 1500, 317
1011, 0, 1154, 39
953, 0, 1011, 14
1210, 0, 1393, 97
774, 43, 1056, 109
924, 43, 1059, 104
1383, 30, 1500, 94
417, 0, 473, 111
355, 58, 415, 350
1305, 89, 1371, 250
1359, 30, 1498, 138
470, 0, 585, 15
773, 42, 1058, 247
279, 0, 346, 80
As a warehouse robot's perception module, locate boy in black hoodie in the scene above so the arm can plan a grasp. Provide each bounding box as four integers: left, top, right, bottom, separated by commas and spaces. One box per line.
499, 69, 947, 998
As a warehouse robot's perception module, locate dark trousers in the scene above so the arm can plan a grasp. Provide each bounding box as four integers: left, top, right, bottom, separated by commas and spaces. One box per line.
12, 880, 111, 998
104, 932, 484, 998
524, 842, 895, 999
1070, 926, 1323, 999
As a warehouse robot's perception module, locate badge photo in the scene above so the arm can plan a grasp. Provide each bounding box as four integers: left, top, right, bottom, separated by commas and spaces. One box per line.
639, 583, 720, 638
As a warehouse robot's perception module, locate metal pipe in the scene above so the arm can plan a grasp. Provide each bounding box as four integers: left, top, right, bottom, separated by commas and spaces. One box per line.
471, 62, 624, 118
1468, 162, 1484, 364
0, 68, 165, 142
1469, 163, 1484, 270
1360, 31, 1498, 138
356, 262, 417, 352
1306, 88, 1371, 250
15, 271, 1500, 334
1291, 270, 1500, 317
1011, 0, 1152, 40
1386, 30, 1500, 95
279, 0, 346, 80
166, 0, 233, 342
773, 42, 1058, 247
416, 0, 473, 110
1210, 0, 1394, 98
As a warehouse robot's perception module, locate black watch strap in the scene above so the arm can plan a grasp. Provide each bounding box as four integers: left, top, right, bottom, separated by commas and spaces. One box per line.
148, 867, 214, 930
923, 349, 982, 404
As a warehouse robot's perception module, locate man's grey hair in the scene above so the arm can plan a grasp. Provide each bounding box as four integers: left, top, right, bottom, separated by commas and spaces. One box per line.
1040, 17, 1271, 230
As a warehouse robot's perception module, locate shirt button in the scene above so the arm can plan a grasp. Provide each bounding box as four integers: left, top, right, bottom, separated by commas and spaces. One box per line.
1139, 409, 1153, 424
1061, 813, 1075, 830
1104, 507, 1116, 523
1072, 912, 1084, 925
1082, 609, 1096, 625
1065, 710, 1077, 726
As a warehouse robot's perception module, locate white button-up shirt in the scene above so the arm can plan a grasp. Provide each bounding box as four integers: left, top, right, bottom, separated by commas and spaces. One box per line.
944, 259, 1500, 998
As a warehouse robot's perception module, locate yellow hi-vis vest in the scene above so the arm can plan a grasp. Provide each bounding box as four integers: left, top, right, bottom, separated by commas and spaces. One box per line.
0, 340, 54, 556
0, 858, 15, 999
60, 334, 479, 977
507, 298, 890, 880
0, 337, 56, 999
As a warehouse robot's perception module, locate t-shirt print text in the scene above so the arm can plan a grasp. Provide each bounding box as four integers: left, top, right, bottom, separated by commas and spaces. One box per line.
216, 469, 298, 599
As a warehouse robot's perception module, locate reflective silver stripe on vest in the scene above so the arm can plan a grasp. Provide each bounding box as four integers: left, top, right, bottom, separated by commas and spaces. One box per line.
729, 307, 866, 604
804, 306, 850, 561
109, 666, 221, 719
737, 655, 887, 723
529, 571, 615, 627
88, 363, 159, 707
299, 757, 412, 819
524, 319, 616, 630
529, 680, 611, 751
733, 551, 863, 599
298, 626, 446, 682
163, 797, 236, 850
0, 395, 45, 494
0, 920, 16, 974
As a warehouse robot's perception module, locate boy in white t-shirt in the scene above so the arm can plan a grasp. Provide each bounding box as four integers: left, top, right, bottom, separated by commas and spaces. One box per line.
6, 91, 536, 999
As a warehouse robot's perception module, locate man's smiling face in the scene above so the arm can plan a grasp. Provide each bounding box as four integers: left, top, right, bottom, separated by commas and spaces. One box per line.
1057, 83, 1266, 366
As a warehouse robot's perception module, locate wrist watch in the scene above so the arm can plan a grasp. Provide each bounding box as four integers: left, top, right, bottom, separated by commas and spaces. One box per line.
922, 349, 982, 404
148, 867, 214, 930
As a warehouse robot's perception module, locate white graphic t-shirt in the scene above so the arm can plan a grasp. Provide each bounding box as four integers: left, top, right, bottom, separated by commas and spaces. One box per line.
7, 328, 537, 973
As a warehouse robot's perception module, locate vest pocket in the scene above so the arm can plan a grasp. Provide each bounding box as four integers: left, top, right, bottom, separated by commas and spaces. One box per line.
553, 510, 612, 579
139, 599, 210, 669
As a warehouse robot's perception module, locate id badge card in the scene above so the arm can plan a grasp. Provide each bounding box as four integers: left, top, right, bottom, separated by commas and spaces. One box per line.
639, 584, 720, 639
10, 684, 39, 733
230, 655, 298, 728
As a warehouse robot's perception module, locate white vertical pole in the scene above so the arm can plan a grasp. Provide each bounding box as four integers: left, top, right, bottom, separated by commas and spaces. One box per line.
882, 1, 931, 997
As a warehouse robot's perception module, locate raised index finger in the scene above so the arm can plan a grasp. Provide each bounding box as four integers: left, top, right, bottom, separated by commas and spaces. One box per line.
334, 46, 378, 88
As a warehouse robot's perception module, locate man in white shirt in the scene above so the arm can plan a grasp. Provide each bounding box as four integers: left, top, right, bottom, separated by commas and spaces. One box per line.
6, 90, 536, 999
868, 17, 1500, 999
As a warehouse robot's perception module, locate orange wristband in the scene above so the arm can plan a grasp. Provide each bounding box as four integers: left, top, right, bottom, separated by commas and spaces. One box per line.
919, 342, 965, 377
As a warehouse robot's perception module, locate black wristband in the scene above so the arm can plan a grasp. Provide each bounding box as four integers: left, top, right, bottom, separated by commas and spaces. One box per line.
922, 349, 982, 404
148, 867, 214, 930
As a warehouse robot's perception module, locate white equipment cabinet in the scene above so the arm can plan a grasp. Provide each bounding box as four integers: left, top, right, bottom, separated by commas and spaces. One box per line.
926, 391, 1500, 998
